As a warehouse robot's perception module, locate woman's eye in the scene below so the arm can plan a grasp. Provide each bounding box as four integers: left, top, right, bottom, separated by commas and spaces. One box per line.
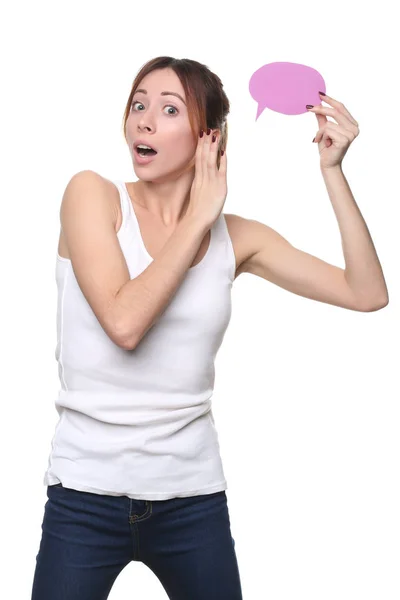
131, 101, 178, 115
164, 106, 178, 115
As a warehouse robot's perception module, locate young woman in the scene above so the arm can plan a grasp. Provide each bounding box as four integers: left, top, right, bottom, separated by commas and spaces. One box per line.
31, 56, 388, 600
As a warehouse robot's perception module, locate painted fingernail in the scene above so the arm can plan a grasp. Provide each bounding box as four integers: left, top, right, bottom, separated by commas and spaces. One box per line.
221, 150, 225, 156
199, 130, 204, 138
212, 135, 216, 143
306, 105, 314, 109
207, 128, 211, 135
319, 91, 326, 96
312, 137, 315, 143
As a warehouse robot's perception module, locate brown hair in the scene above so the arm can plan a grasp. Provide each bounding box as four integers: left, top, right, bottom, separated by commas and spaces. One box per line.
121, 56, 230, 170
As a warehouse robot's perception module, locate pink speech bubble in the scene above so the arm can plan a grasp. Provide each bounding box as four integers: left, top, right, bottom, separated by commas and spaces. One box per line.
249, 62, 326, 119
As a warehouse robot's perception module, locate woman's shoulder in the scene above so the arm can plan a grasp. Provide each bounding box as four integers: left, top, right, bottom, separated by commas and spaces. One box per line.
69, 170, 120, 228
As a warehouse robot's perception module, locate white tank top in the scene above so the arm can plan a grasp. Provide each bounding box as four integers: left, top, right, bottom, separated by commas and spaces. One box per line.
43, 179, 236, 500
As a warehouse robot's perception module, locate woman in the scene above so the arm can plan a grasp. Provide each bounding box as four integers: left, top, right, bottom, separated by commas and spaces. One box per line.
31, 56, 388, 600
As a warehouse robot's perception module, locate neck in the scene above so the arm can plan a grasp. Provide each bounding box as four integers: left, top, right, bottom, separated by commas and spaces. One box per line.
132, 170, 195, 227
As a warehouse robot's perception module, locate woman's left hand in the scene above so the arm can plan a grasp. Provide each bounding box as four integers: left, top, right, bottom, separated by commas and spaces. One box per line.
307, 92, 360, 170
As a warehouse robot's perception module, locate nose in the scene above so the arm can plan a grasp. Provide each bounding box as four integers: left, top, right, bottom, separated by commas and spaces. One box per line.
137, 115, 153, 133
137, 126, 153, 140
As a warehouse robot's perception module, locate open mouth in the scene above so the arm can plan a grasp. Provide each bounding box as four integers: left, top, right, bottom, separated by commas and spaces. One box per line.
135, 145, 158, 157
137, 148, 157, 157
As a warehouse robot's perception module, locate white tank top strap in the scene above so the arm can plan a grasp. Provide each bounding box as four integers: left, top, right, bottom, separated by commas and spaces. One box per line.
218, 212, 236, 282
111, 179, 130, 232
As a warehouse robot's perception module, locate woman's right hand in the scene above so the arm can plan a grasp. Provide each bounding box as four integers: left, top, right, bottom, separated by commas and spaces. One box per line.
186, 129, 228, 228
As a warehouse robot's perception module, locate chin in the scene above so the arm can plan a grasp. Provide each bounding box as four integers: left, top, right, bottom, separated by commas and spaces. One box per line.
133, 159, 193, 182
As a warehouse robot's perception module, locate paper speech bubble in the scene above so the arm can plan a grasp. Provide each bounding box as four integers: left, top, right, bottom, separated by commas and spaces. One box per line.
249, 62, 326, 119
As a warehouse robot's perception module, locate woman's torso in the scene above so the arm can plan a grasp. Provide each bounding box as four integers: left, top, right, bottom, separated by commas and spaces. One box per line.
47, 174, 236, 499
57, 176, 248, 278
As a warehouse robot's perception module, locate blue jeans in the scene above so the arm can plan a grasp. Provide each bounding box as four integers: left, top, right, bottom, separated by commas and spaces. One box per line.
31, 483, 243, 599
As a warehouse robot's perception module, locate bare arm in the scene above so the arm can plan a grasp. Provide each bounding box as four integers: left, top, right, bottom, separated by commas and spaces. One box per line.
60, 170, 209, 351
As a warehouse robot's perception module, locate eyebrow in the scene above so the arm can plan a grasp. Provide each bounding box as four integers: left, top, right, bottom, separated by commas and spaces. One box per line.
134, 89, 186, 106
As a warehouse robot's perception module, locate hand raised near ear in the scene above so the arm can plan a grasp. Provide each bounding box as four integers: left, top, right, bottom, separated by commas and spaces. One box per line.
187, 128, 227, 228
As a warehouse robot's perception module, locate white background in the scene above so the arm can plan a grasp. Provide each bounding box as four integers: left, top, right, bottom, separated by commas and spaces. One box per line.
1, 0, 399, 598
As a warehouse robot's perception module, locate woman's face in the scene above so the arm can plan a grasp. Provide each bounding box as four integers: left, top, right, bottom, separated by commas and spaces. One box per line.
125, 68, 198, 181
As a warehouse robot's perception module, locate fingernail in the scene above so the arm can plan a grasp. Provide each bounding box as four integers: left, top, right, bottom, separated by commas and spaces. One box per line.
199, 130, 204, 138
207, 128, 211, 135
319, 91, 326, 96
306, 105, 314, 109
312, 137, 315, 143
221, 150, 225, 156
212, 135, 216, 143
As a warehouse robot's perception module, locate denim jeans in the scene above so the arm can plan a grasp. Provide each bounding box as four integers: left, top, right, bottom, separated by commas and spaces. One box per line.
31, 483, 243, 599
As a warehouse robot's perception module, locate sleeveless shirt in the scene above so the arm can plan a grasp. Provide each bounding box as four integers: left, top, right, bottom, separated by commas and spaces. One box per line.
43, 179, 236, 500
